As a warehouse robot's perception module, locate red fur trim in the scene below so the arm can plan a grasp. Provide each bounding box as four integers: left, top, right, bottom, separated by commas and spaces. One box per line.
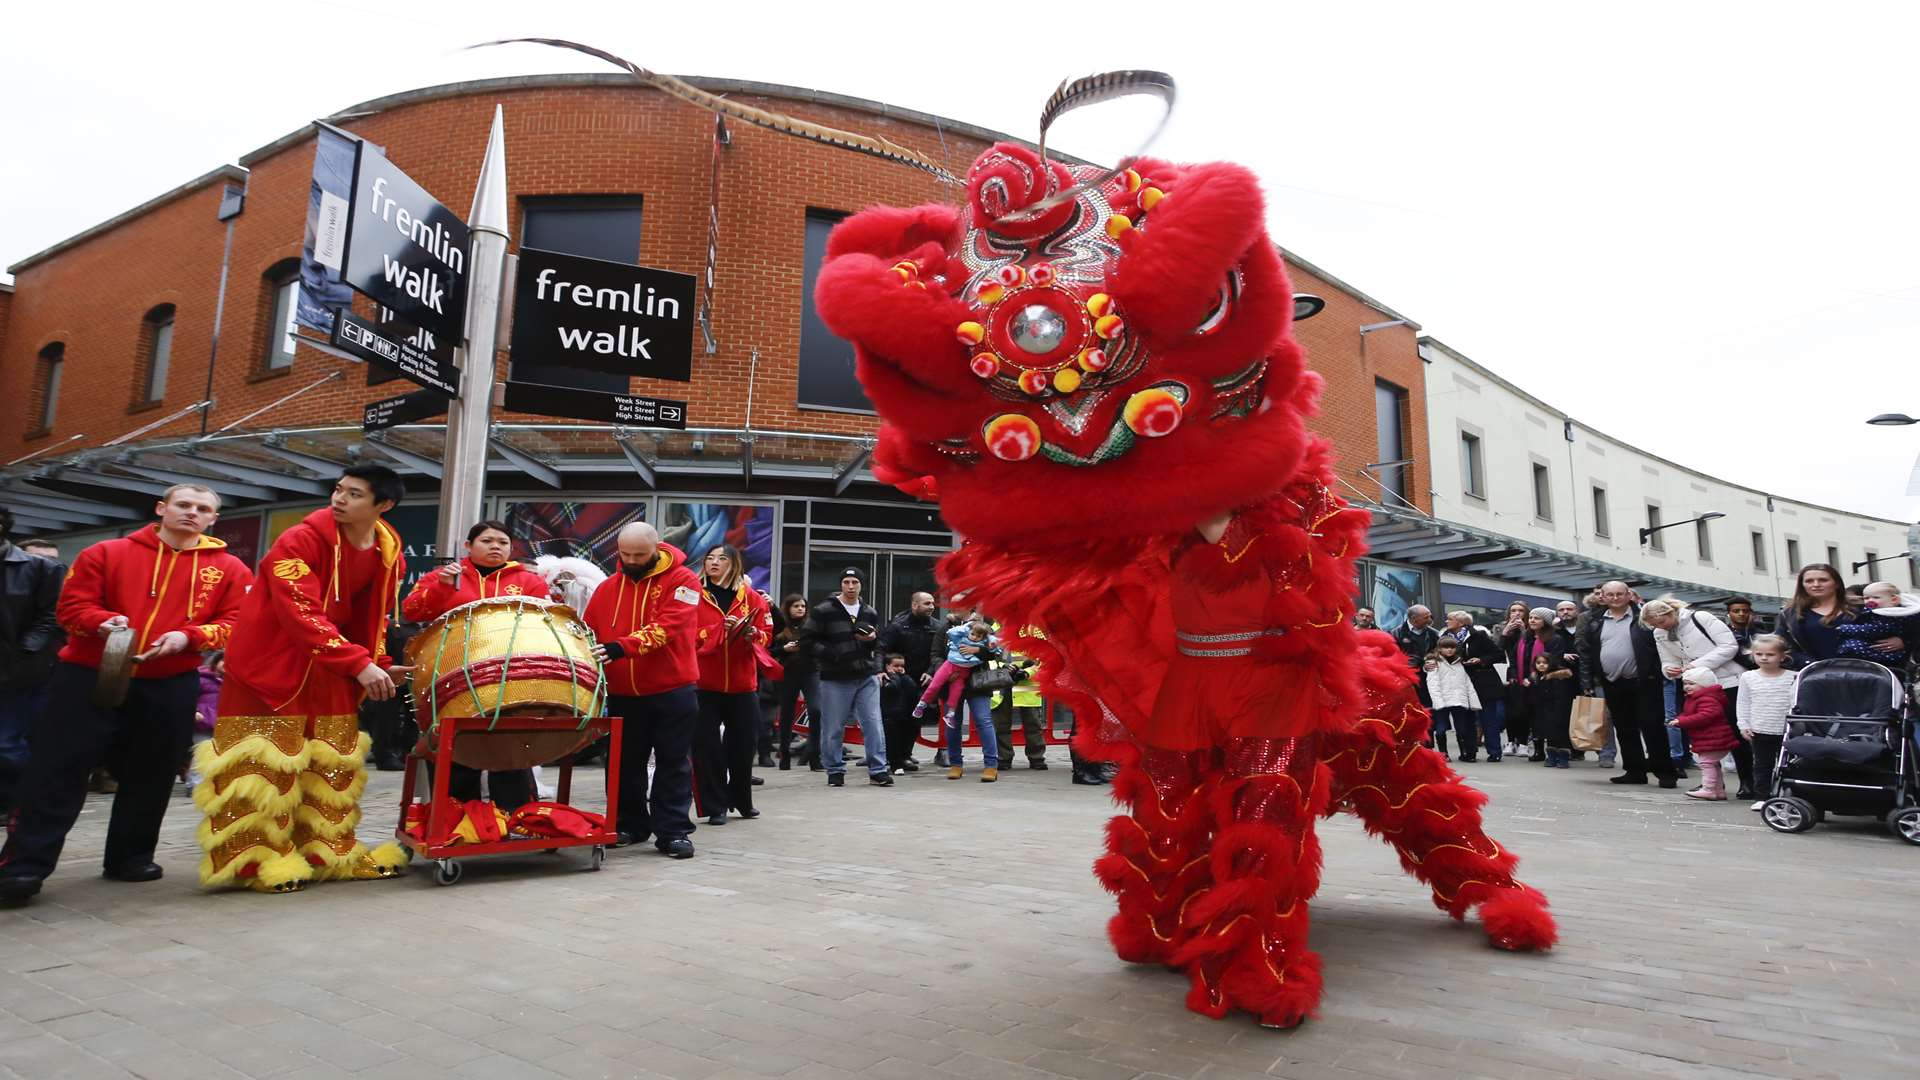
1477, 887, 1558, 952
823, 204, 958, 262
1223, 946, 1323, 1030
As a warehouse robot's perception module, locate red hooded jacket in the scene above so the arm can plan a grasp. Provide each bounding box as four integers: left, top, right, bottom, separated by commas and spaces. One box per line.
694, 581, 773, 694
223, 509, 405, 711
582, 543, 701, 697
57, 526, 254, 679
401, 558, 551, 624
1673, 684, 1739, 755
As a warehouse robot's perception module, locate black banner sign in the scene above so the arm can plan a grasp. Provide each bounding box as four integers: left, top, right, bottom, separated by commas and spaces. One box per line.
342, 146, 470, 341
332, 310, 459, 397
363, 389, 447, 432
501, 381, 687, 429
509, 247, 696, 382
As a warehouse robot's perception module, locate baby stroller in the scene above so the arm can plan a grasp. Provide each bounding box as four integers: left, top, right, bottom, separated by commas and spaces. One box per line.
1760, 659, 1920, 844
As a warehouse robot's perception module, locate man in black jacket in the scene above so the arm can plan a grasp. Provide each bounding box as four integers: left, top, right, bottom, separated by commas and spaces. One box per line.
798, 568, 893, 788
1394, 605, 1440, 710
1577, 581, 1676, 787
0, 510, 63, 818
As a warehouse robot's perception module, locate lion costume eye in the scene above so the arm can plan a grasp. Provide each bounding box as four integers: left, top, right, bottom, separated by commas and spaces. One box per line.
1193, 269, 1241, 336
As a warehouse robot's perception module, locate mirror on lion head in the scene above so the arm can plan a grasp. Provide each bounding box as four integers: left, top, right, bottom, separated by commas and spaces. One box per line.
815, 142, 1323, 546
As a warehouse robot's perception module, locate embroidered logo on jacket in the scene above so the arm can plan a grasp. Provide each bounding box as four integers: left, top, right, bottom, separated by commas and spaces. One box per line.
273, 559, 312, 581
199, 567, 226, 585
674, 585, 700, 606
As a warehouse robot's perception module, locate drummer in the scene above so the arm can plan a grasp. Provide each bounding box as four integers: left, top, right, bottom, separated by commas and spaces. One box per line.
0, 484, 252, 904
400, 520, 550, 812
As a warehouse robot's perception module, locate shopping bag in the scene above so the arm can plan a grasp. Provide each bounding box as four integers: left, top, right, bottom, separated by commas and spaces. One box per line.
1569, 695, 1611, 751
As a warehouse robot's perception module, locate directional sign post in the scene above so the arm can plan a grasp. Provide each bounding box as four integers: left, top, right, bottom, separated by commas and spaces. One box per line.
363, 389, 448, 433
500, 381, 687, 430
331, 310, 459, 397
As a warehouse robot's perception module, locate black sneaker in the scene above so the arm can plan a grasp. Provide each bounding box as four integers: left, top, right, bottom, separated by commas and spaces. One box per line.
827, 774, 844, 787
1657, 776, 1679, 789
614, 831, 643, 848
902, 762, 920, 772
706, 814, 728, 826
656, 837, 695, 859
1609, 774, 1649, 785
101, 862, 163, 883
869, 773, 894, 787
0, 875, 42, 902
1029, 761, 1049, 770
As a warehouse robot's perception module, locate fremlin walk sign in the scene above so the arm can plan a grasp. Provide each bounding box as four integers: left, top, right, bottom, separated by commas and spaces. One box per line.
509, 247, 696, 382
341, 145, 471, 343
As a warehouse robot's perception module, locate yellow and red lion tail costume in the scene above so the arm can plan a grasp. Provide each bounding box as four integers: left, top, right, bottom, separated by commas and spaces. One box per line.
814, 141, 1555, 1028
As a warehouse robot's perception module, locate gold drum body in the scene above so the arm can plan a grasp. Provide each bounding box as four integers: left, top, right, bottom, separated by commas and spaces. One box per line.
405, 596, 605, 770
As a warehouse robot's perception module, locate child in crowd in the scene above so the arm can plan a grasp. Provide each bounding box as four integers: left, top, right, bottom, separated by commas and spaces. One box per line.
878, 653, 919, 775
1669, 667, 1737, 800
1523, 653, 1577, 768
1737, 634, 1797, 810
186, 650, 225, 795
912, 613, 997, 722
1423, 636, 1480, 763
1832, 581, 1920, 668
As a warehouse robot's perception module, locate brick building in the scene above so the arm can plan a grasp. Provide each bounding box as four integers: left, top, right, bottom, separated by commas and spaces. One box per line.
0, 74, 1429, 611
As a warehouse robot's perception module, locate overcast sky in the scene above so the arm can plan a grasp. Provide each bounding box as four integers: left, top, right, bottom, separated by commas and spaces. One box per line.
5, 1, 1917, 520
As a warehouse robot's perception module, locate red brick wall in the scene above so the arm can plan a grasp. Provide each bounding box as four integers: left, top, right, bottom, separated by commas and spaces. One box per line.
1289, 264, 1430, 514
0, 78, 1427, 510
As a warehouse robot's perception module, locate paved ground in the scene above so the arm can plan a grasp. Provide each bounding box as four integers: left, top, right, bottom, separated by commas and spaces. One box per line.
2, 744, 1917, 1080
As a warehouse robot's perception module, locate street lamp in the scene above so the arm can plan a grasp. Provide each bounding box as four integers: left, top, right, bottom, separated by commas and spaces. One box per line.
1852, 551, 1913, 576
1640, 511, 1724, 547
1866, 414, 1918, 426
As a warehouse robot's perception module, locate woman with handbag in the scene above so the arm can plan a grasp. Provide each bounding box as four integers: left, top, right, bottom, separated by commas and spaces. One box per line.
691, 545, 774, 822
945, 646, 1005, 782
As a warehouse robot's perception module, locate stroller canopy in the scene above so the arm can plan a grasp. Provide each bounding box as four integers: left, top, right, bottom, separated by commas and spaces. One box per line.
1790, 659, 1904, 719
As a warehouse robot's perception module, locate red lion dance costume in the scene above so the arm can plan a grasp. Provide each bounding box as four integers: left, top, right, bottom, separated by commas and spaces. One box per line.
815, 142, 1557, 1027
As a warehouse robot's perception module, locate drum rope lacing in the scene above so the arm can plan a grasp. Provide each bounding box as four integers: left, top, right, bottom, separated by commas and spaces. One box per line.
422, 599, 610, 745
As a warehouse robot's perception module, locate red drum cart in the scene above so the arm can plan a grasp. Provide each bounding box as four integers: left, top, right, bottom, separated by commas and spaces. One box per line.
396, 713, 620, 884
393, 596, 618, 885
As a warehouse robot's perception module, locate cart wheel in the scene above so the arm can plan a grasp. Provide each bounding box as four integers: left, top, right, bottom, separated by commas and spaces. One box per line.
433, 859, 463, 886
1762, 797, 1817, 834
1889, 807, 1920, 845
589, 845, 605, 872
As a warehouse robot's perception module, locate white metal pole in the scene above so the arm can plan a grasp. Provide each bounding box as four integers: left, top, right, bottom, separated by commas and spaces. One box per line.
438, 105, 508, 555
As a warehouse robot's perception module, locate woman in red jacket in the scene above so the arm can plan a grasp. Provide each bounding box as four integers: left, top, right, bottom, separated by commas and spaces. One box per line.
400, 520, 550, 811
692, 545, 773, 824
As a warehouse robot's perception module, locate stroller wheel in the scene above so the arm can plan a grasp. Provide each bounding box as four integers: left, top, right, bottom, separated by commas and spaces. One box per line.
1889, 807, 1920, 846
1762, 796, 1818, 834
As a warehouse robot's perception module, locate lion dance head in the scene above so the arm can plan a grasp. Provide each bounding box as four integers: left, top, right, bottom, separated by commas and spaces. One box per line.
816, 142, 1318, 545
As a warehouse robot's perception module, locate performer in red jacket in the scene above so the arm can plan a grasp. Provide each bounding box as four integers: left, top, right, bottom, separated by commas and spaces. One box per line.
690, 544, 773, 824
583, 522, 702, 858
0, 484, 251, 902
401, 519, 550, 622
193, 465, 412, 892
401, 519, 551, 810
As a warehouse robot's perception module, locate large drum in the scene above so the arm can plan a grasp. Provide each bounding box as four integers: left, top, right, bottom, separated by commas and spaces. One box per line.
405, 596, 605, 770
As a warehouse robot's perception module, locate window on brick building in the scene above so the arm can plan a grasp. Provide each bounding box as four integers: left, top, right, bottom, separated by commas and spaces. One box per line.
138, 305, 175, 404
1751, 529, 1767, 572
1827, 544, 1840, 569
1531, 461, 1552, 522
516, 196, 645, 395
798, 208, 868, 412
32, 343, 63, 433
1591, 485, 1610, 538
1787, 538, 1801, 572
1373, 380, 1408, 503
265, 266, 299, 371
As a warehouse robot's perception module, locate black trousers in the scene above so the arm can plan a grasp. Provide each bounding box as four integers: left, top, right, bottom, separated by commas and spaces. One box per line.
1720, 685, 1754, 792
775, 671, 821, 765
883, 706, 919, 769
0, 663, 195, 880
693, 690, 758, 815
1600, 676, 1675, 780
447, 765, 535, 811
1750, 731, 1784, 797
609, 686, 698, 842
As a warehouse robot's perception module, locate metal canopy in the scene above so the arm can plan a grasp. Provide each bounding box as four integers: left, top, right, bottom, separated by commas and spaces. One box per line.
1362, 508, 1766, 606
0, 423, 883, 536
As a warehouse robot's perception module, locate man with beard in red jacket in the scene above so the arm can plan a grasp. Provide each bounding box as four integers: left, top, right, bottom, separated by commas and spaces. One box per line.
0, 484, 251, 902
584, 522, 702, 859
